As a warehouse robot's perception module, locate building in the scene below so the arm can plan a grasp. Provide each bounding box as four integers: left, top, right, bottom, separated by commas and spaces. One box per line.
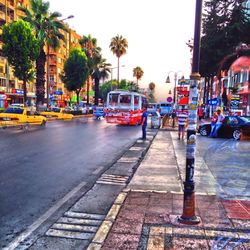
0, 0, 33, 110
46, 27, 82, 107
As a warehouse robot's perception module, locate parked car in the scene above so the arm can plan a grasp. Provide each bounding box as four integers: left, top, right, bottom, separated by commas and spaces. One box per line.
0, 106, 46, 127
198, 116, 250, 140
40, 107, 74, 120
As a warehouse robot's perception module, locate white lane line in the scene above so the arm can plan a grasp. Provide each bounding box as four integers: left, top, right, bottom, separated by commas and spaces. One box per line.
4, 181, 87, 250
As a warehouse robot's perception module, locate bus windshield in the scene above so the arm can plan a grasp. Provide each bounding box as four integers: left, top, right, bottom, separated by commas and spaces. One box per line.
119, 95, 131, 106
109, 93, 119, 107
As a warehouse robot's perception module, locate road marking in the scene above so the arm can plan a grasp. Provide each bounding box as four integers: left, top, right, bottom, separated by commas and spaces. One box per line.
96, 174, 129, 185
4, 181, 87, 250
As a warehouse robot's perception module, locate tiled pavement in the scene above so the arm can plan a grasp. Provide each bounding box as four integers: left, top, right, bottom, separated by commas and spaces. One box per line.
88, 131, 250, 250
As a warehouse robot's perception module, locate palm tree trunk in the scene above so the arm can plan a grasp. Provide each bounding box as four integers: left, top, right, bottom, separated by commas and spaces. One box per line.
36, 48, 46, 107
87, 76, 90, 106
23, 79, 27, 106
117, 57, 120, 86
94, 77, 99, 106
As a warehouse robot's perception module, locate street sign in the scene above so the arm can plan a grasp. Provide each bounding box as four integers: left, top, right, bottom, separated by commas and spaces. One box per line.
167, 97, 173, 103
208, 98, 218, 105
178, 79, 190, 85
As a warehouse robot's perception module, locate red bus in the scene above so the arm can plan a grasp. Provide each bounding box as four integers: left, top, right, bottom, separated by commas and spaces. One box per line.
105, 90, 147, 125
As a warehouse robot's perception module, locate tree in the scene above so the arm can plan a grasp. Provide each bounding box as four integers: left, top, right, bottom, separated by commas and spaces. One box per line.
20, 0, 67, 106
60, 48, 88, 104
79, 34, 101, 106
133, 66, 144, 87
92, 58, 111, 105
148, 82, 156, 103
109, 35, 128, 83
2, 20, 39, 104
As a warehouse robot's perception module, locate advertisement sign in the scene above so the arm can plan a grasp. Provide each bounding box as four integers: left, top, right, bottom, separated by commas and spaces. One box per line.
178, 79, 190, 85
12, 89, 24, 95
208, 98, 218, 105
0, 94, 7, 100
230, 94, 240, 110
54, 91, 63, 95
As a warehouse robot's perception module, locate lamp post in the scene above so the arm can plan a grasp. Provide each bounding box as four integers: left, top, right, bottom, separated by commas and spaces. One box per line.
166, 71, 184, 108
110, 65, 125, 90
46, 15, 74, 107
178, 0, 203, 225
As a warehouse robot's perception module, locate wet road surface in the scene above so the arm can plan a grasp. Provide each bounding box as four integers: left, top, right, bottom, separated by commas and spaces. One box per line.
0, 118, 141, 248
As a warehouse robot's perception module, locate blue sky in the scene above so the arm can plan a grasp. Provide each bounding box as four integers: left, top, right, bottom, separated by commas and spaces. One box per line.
49, 0, 197, 101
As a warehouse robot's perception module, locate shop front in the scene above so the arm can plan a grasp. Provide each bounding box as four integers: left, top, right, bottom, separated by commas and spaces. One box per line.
0, 93, 7, 111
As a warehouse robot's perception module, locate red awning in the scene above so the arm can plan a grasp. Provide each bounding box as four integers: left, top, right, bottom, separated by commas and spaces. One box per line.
230, 56, 250, 73
179, 97, 189, 105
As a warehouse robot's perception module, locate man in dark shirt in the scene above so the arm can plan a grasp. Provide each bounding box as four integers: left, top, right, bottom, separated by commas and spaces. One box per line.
141, 107, 148, 140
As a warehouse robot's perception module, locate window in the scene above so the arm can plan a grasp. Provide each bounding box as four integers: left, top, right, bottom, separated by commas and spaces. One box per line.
134, 96, 139, 110
109, 94, 119, 106
120, 95, 131, 105
0, 78, 6, 87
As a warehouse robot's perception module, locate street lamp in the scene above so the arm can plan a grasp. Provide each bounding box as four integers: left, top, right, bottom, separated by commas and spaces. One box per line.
46, 15, 74, 107
178, 0, 203, 225
166, 71, 184, 108
110, 65, 125, 90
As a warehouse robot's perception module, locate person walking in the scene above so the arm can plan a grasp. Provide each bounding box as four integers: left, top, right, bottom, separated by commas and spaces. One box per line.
178, 108, 188, 140
209, 112, 218, 137
211, 109, 224, 137
141, 107, 148, 140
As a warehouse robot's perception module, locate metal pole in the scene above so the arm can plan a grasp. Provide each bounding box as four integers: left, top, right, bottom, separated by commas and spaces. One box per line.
173, 74, 177, 109
47, 45, 50, 108
178, 0, 203, 225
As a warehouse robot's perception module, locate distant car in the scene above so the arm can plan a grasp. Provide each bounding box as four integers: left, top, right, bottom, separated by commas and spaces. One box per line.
147, 103, 160, 114
0, 106, 46, 127
40, 107, 74, 120
198, 116, 250, 140
93, 106, 105, 119
159, 102, 173, 117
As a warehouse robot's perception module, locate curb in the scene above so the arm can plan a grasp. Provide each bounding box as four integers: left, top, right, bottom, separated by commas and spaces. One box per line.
86, 130, 158, 250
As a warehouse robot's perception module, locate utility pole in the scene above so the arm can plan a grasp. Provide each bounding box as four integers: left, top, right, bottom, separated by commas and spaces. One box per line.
178, 0, 203, 225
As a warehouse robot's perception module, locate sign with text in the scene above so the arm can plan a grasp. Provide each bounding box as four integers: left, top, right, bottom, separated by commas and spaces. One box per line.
178, 79, 190, 85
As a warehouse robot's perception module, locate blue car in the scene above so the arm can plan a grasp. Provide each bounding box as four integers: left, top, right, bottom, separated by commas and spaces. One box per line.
93, 106, 105, 119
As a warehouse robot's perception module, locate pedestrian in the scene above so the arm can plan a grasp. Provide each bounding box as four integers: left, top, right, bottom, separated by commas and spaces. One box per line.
171, 109, 177, 128
209, 112, 218, 137
178, 108, 188, 140
210, 109, 224, 137
198, 106, 203, 120
141, 106, 148, 140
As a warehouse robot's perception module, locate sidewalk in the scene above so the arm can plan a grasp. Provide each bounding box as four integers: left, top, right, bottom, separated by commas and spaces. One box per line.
88, 130, 250, 250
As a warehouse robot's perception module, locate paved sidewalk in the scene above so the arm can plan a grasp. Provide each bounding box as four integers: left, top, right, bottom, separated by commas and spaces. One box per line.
88, 130, 250, 250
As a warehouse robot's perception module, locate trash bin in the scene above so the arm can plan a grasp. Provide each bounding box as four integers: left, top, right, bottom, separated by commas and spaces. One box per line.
151, 111, 161, 128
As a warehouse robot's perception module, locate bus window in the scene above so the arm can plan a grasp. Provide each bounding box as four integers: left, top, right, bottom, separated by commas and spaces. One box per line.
109, 94, 119, 106
134, 96, 139, 110
120, 95, 131, 106
142, 97, 147, 108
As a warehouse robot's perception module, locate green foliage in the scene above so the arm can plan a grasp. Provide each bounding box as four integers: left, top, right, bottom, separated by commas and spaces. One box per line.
200, 0, 250, 77
99, 79, 138, 101
2, 19, 39, 103
61, 48, 88, 103
19, 0, 68, 104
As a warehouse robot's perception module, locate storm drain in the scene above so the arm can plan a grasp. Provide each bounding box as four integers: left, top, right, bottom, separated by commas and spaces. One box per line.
96, 174, 129, 185
46, 211, 105, 240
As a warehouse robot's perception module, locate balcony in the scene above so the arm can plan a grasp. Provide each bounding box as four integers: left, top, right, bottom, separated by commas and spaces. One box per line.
0, 11, 5, 21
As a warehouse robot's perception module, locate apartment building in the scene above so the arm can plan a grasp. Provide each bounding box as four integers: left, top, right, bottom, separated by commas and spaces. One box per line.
0, 0, 32, 110
46, 27, 82, 107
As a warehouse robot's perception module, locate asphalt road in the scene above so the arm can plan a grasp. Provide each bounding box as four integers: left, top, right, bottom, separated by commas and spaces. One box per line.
0, 118, 141, 248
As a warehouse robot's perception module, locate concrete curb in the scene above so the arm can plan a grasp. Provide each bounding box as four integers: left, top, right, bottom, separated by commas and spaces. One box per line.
86, 130, 158, 249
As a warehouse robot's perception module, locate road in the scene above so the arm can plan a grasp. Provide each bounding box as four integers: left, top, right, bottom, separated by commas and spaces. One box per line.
0, 118, 141, 248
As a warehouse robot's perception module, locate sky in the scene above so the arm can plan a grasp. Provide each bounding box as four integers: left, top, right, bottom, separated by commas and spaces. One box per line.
48, 0, 197, 102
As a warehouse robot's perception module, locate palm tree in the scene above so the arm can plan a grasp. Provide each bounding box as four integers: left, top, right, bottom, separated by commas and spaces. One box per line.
19, 0, 67, 106
79, 34, 101, 106
92, 58, 111, 105
133, 66, 144, 87
109, 35, 128, 83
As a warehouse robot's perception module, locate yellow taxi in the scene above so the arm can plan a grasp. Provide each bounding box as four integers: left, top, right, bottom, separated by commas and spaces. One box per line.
0, 106, 46, 128
40, 107, 74, 120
